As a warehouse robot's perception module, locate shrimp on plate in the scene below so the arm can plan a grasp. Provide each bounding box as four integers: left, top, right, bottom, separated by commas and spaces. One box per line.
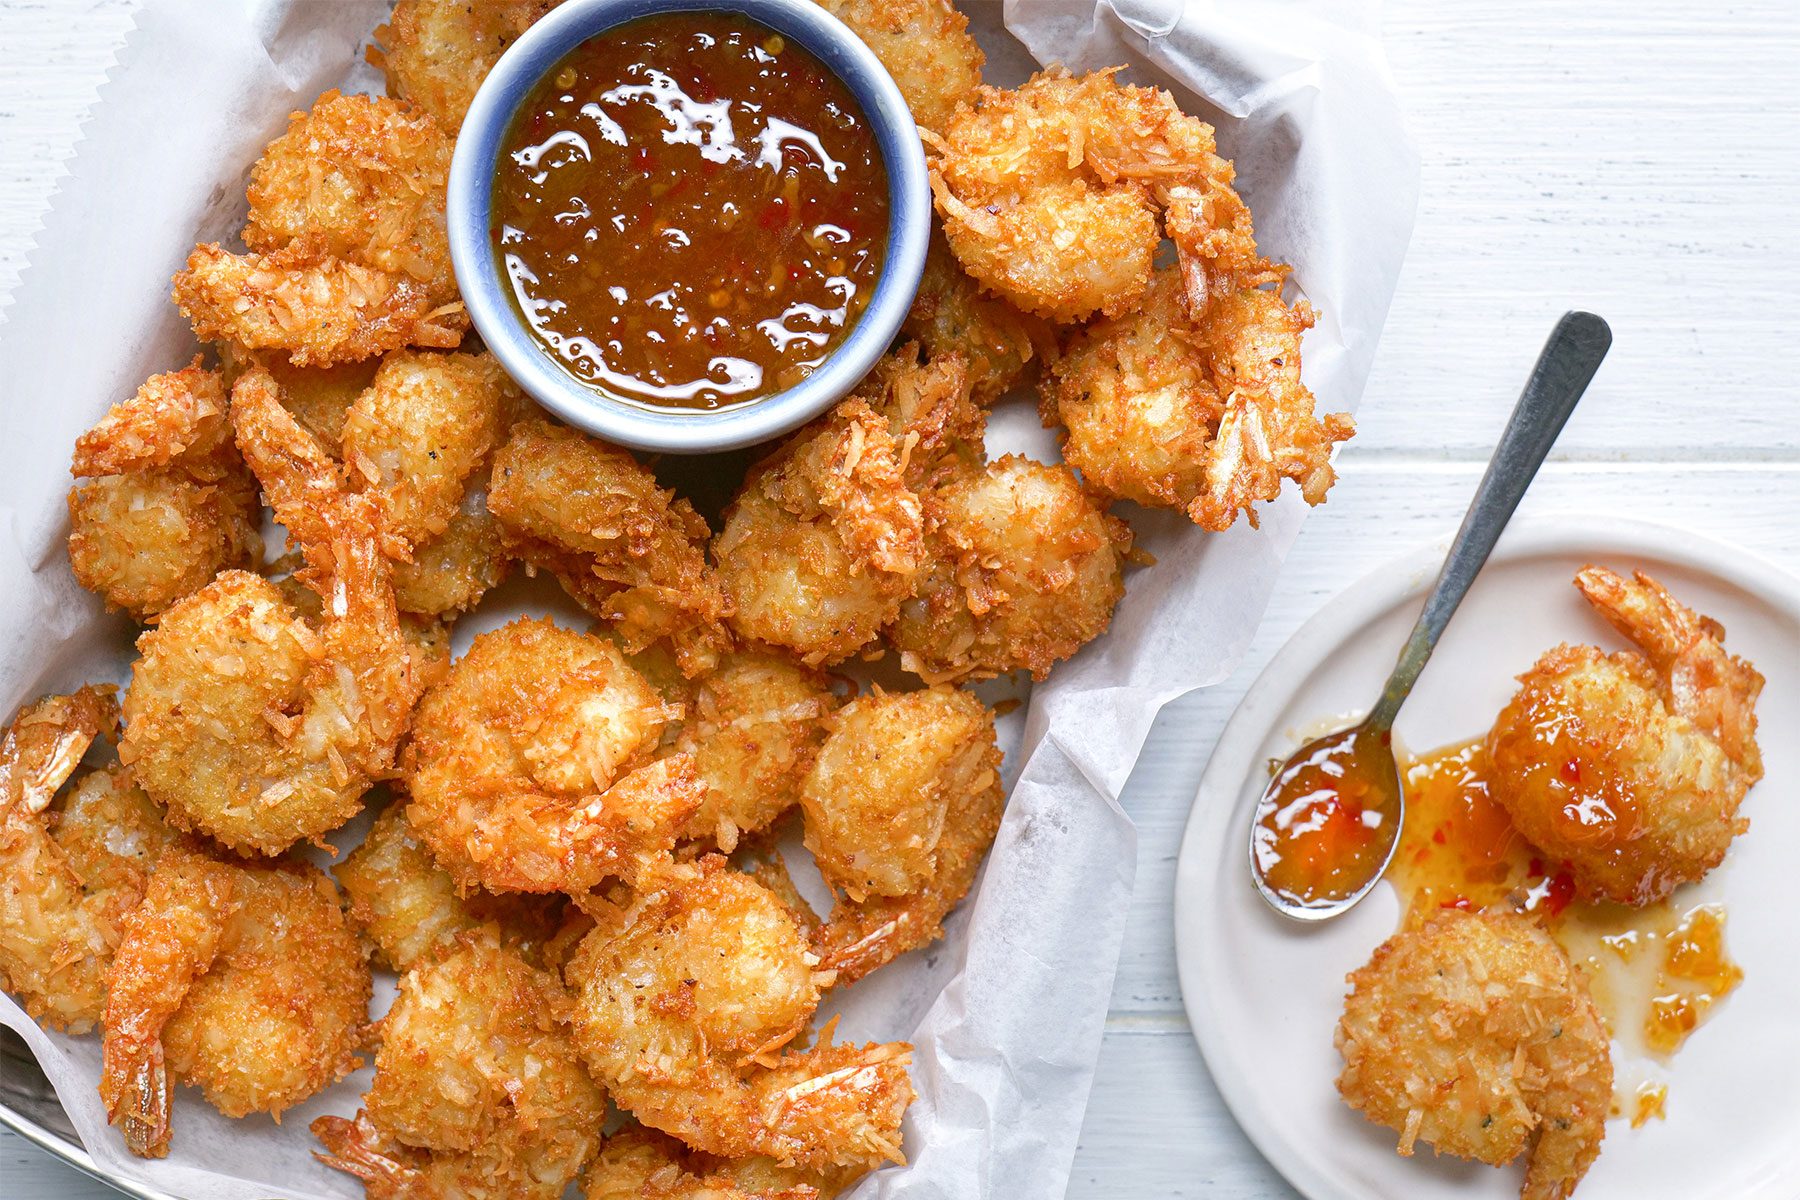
100, 842, 371, 1158
174, 91, 464, 366
566, 855, 914, 1171
586, 1126, 861, 1200
888, 455, 1134, 683
403, 617, 701, 895
335, 803, 571, 972
811, 0, 983, 135
488, 419, 731, 677
1486, 567, 1764, 906
1045, 267, 1353, 530
902, 233, 1058, 405
373, 0, 566, 133
1336, 909, 1611, 1200
801, 686, 1003, 985
927, 68, 1275, 323
0, 688, 176, 1033
67, 359, 261, 620
313, 930, 606, 1200
712, 400, 923, 666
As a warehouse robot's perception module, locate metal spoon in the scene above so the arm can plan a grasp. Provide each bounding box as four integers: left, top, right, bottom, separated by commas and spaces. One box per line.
1248, 311, 1613, 921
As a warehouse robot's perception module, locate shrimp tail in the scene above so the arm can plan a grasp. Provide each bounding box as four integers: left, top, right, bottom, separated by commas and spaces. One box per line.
311, 1111, 422, 1190
108, 1039, 172, 1159
0, 687, 119, 816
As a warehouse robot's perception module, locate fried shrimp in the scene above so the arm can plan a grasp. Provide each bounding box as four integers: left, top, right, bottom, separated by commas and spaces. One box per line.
488, 420, 730, 676
800, 686, 1003, 985
101, 845, 370, 1158
888, 455, 1132, 683
902, 233, 1056, 404
1336, 910, 1611, 1200
927, 68, 1273, 323
713, 400, 923, 666
587, 1127, 860, 1200
1046, 269, 1353, 530
670, 650, 839, 854
373, 0, 565, 133
313, 931, 606, 1200
67, 359, 261, 620
855, 342, 985, 490
567, 856, 914, 1171
335, 804, 568, 972
1486, 568, 1765, 906
0, 688, 176, 1033
812, 0, 982, 134
404, 617, 701, 894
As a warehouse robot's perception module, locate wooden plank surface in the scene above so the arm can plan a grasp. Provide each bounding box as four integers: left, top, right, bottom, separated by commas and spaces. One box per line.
0, 1, 1793, 1197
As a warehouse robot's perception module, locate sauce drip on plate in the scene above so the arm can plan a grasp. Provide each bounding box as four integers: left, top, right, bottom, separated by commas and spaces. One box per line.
492, 12, 889, 410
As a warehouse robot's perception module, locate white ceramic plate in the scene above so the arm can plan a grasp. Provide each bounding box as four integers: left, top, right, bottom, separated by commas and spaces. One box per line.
1174, 516, 1800, 1200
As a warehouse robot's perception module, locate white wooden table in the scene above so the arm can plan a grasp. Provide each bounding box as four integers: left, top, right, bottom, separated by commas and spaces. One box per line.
1, 2, 1794, 1196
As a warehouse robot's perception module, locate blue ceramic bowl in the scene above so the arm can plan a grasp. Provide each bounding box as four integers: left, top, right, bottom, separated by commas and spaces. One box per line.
447, 0, 929, 454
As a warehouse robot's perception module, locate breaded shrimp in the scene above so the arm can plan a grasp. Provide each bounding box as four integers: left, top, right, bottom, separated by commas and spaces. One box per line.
567, 856, 914, 1171
1486, 568, 1764, 906
67, 359, 261, 619
335, 804, 569, 972
811, 0, 983, 134
801, 687, 1003, 985
488, 420, 731, 677
0, 689, 176, 1033
1046, 269, 1353, 530
670, 650, 839, 854
928, 68, 1275, 323
854, 342, 986, 491
1335, 910, 1611, 1200
587, 1127, 860, 1200
888, 455, 1133, 683
313, 931, 605, 1200
236, 353, 381, 447
712, 400, 923, 666
101, 844, 370, 1158
902, 232, 1057, 404
373, 0, 565, 133
389, 475, 513, 616
404, 617, 701, 894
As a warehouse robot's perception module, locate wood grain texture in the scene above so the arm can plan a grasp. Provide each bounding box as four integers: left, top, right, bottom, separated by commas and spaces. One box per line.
0, 0, 1793, 1197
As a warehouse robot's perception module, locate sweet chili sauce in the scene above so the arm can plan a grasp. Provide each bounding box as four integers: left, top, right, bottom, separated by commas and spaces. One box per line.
492, 12, 889, 411
1251, 725, 1401, 911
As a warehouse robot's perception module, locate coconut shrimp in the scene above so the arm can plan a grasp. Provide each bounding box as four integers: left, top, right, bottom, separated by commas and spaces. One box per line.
1486, 567, 1765, 907
313, 930, 606, 1200
713, 400, 923, 666
927, 68, 1276, 324
66, 359, 261, 620
373, 0, 565, 133
101, 845, 370, 1158
888, 455, 1133, 683
335, 804, 570, 972
854, 342, 985, 491
1336, 910, 1611, 1200
812, 0, 983, 135
670, 650, 839, 854
0, 688, 176, 1033
902, 233, 1057, 405
587, 1127, 861, 1200
567, 856, 914, 1171
800, 687, 1002, 985
120, 394, 420, 853
488, 420, 731, 677
1046, 269, 1354, 530
404, 617, 701, 894
234, 352, 381, 447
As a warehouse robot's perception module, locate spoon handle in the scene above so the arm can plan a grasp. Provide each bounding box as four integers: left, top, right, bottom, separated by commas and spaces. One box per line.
1367, 311, 1612, 730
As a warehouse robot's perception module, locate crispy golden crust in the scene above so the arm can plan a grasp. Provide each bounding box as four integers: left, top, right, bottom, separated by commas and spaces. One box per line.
102, 846, 369, 1157
67, 360, 261, 619
853, 342, 986, 491
488, 419, 731, 676
902, 234, 1057, 404
1335, 910, 1611, 1200
567, 857, 913, 1171
404, 617, 699, 894
811, 0, 982, 134
928, 68, 1273, 323
1047, 269, 1353, 529
587, 1127, 860, 1199
373, 0, 565, 133
313, 932, 605, 1200
390, 475, 513, 616
889, 455, 1131, 683
1486, 568, 1764, 905
713, 400, 923, 666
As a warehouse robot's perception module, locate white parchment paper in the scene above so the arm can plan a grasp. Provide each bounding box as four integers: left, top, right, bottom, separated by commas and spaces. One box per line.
0, 2, 1417, 1197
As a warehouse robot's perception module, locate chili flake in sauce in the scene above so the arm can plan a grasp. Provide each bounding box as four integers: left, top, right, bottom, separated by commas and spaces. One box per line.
492, 12, 889, 410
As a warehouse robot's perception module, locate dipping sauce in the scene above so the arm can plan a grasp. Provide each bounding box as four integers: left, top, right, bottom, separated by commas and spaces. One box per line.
492, 12, 889, 410
1251, 725, 1401, 911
